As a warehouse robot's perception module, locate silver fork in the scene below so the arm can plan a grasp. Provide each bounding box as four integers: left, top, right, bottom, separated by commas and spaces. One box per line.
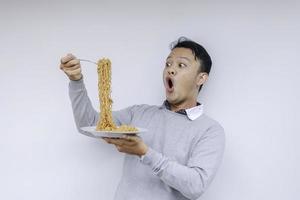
79, 59, 97, 65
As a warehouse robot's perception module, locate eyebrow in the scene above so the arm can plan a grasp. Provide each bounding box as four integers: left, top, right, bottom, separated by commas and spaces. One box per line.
166, 56, 191, 62
179, 56, 191, 62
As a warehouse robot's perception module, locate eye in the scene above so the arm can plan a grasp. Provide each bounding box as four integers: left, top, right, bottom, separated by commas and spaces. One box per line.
165, 62, 171, 67
178, 63, 187, 68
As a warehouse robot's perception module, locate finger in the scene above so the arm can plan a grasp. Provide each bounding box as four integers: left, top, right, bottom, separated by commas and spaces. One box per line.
122, 135, 140, 142
103, 138, 113, 144
109, 138, 135, 147
64, 59, 80, 68
105, 138, 117, 145
108, 138, 126, 146
115, 145, 133, 153
122, 139, 136, 147
115, 145, 123, 152
62, 64, 80, 71
101, 139, 108, 143
122, 134, 134, 141
64, 68, 81, 76
102, 138, 109, 143
119, 138, 137, 147
61, 53, 76, 64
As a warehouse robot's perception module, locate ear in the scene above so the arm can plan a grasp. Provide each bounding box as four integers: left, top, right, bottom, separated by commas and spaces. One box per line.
196, 72, 209, 87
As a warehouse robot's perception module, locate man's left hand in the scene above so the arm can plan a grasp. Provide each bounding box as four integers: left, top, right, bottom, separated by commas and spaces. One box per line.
102, 135, 148, 156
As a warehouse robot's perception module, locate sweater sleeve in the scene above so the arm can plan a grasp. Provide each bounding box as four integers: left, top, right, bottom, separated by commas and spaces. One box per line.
68, 78, 134, 135
141, 123, 225, 200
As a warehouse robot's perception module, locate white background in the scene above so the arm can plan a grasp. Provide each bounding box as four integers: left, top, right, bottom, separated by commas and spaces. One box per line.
0, 0, 299, 199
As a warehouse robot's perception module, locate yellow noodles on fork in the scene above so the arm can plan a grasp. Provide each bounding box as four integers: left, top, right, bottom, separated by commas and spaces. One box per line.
96, 58, 138, 132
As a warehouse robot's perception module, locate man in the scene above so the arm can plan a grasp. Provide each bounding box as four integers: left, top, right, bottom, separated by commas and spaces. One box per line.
60, 37, 225, 200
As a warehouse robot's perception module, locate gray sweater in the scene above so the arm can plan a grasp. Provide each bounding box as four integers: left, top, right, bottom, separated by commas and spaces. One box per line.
69, 79, 225, 200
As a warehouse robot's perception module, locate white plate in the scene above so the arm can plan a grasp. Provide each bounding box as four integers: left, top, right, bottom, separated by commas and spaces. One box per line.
80, 126, 147, 138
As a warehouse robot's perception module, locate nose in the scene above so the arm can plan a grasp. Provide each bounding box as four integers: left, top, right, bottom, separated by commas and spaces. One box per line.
167, 67, 176, 76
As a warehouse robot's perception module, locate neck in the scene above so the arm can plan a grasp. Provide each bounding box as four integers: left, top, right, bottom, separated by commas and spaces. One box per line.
170, 99, 198, 112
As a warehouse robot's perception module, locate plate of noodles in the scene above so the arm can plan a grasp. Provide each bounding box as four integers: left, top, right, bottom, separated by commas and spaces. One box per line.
79, 58, 148, 138
80, 126, 148, 138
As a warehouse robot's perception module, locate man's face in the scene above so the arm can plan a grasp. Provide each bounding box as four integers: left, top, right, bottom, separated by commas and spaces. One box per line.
163, 47, 203, 106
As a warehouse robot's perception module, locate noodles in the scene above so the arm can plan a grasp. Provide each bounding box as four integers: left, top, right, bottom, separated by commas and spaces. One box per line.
95, 58, 138, 132
95, 58, 116, 131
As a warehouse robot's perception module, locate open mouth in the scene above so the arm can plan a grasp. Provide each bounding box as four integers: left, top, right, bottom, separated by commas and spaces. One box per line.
166, 77, 174, 92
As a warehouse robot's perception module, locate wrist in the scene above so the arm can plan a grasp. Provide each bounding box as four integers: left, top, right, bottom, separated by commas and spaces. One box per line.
69, 74, 83, 81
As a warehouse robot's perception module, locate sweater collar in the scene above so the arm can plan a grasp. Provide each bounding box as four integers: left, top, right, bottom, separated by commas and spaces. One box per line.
160, 100, 204, 120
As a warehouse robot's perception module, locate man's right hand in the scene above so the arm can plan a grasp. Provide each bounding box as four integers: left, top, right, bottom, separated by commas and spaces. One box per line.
60, 53, 83, 81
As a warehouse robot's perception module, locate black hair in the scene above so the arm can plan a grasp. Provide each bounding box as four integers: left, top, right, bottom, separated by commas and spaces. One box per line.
170, 36, 212, 93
